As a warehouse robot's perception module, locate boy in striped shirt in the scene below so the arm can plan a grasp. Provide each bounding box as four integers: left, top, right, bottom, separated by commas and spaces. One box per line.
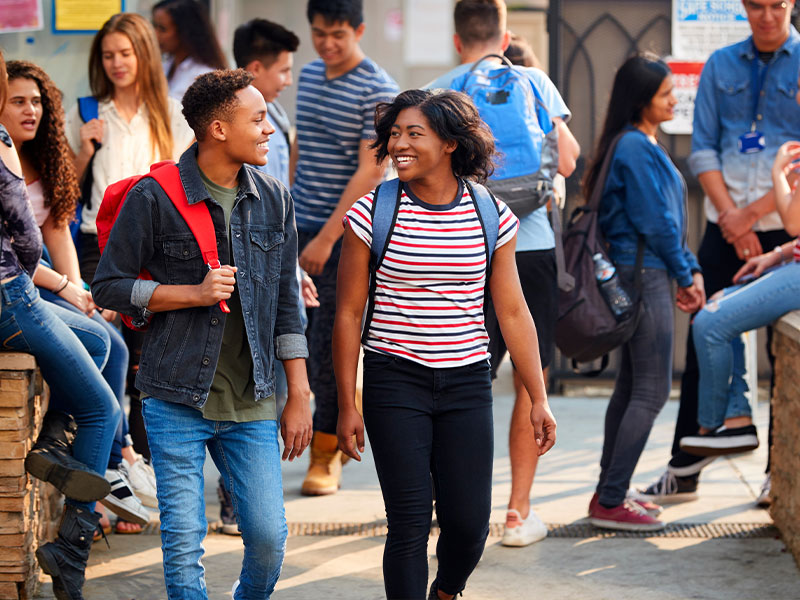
292, 0, 399, 496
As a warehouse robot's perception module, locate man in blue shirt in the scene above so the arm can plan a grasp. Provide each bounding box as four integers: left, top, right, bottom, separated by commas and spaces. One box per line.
428, 0, 580, 549
292, 0, 399, 496
635, 0, 799, 506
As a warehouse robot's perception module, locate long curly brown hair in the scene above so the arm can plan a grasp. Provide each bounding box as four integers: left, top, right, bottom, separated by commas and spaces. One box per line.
6, 61, 79, 229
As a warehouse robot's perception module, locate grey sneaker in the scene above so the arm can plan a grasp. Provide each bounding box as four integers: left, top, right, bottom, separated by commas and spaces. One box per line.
630, 470, 698, 504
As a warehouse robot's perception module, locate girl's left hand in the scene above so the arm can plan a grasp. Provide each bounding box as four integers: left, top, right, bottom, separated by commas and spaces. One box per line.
530, 401, 557, 456
59, 281, 96, 317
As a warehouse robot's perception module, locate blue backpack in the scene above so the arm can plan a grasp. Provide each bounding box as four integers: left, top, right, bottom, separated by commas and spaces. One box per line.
451, 54, 558, 219
70, 96, 102, 245
360, 178, 499, 344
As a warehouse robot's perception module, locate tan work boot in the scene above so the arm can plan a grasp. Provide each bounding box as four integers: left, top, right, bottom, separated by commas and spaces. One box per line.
301, 432, 345, 496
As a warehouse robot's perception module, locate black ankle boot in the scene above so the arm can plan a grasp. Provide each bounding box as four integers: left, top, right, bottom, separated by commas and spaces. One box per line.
25, 411, 110, 502
36, 504, 100, 600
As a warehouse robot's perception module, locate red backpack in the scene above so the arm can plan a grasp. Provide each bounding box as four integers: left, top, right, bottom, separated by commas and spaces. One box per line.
96, 160, 230, 331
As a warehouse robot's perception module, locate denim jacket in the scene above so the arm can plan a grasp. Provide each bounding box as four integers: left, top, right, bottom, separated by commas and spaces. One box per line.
599, 128, 700, 288
92, 145, 308, 409
689, 27, 800, 232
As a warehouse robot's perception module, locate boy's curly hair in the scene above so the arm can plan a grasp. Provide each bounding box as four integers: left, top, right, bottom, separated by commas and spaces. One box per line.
6, 61, 79, 229
182, 69, 255, 140
371, 89, 496, 183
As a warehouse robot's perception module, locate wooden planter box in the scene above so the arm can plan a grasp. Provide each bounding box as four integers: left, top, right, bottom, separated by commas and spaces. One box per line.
0, 353, 57, 600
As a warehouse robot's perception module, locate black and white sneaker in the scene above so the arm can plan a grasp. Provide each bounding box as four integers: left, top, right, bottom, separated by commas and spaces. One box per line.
99, 468, 150, 525
629, 470, 698, 504
679, 425, 758, 456
668, 451, 717, 477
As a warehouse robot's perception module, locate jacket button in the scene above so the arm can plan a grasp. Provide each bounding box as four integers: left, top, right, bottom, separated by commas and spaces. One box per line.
211, 318, 219, 326
193, 395, 200, 402
182, 249, 189, 256
202, 357, 210, 365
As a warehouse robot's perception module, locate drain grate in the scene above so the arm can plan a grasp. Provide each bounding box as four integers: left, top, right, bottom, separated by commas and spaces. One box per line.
272, 521, 778, 540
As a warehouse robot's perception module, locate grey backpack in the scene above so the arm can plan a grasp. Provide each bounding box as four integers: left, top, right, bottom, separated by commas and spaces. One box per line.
555, 131, 643, 373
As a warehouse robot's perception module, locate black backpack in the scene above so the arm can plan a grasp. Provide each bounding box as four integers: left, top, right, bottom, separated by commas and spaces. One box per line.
555, 131, 644, 373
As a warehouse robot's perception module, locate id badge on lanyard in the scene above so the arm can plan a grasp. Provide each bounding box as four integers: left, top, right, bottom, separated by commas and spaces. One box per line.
739, 48, 768, 154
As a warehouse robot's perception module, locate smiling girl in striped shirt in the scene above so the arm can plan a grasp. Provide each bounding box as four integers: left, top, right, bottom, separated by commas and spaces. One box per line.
333, 89, 556, 600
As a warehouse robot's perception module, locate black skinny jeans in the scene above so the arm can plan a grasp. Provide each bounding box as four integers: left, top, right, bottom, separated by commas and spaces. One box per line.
362, 351, 493, 600
671, 222, 791, 470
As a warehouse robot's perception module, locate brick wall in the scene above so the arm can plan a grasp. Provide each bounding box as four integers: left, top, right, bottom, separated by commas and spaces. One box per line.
771, 312, 800, 569
0, 353, 58, 600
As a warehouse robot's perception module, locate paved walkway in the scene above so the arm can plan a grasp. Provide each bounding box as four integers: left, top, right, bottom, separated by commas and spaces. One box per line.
38, 365, 800, 599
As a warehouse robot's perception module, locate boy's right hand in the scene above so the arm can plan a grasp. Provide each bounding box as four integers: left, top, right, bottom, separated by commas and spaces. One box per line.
197, 265, 236, 306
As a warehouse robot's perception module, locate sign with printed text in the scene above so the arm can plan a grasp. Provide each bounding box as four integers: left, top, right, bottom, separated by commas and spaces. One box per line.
53, 0, 123, 34
0, 0, 43, 33
662, 61, 705, 135
672, 0, 751, 61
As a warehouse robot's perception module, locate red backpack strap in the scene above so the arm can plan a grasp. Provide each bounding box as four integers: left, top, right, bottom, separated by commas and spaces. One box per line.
148, 162, 229, 313
148, 163, 219, 265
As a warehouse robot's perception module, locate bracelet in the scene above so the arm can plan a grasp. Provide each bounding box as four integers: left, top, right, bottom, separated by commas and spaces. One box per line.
773, 245, 787, 264
53, 274, 69, 294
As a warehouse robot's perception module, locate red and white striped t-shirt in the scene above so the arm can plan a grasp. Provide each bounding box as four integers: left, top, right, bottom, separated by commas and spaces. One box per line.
345, 181, 519, 368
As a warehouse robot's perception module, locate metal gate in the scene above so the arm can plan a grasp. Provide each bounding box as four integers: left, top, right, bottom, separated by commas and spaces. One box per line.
539, 0, 694, 389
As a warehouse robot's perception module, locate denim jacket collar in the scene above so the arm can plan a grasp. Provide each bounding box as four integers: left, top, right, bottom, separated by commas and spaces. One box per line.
738, 26, 800, 60
179, 143, 260, 206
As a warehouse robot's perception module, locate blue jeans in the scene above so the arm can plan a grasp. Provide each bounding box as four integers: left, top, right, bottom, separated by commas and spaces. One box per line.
0, 274, 120, 510
362, 352, 493, 599
40, 291, 130, 468
142, 397, 286, 600
597, 268, 674, 507
693, 261, 800, 429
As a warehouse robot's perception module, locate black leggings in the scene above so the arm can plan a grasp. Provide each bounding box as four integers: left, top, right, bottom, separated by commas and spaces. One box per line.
362, 351, 493, 599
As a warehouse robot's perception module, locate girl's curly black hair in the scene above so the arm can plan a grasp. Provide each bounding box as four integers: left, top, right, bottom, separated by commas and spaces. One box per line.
371, 89, 496, 183
6, 61, 79, 229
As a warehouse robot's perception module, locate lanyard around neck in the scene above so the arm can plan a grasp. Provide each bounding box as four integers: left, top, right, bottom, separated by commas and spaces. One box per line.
750, 42, 773, 130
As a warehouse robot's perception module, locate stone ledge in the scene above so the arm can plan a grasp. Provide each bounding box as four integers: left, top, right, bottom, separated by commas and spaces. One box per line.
771, 313, 800, 568
0, 355, 35, 373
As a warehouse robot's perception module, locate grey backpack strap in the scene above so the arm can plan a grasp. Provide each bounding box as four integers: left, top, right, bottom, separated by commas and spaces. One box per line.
551, 196, 575, 293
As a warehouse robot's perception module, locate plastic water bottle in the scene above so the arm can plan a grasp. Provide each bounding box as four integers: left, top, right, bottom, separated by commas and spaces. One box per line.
592, 253, 634, 321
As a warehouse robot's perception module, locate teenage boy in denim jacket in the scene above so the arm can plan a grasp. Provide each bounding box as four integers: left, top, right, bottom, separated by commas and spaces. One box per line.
93, 69, 312, 600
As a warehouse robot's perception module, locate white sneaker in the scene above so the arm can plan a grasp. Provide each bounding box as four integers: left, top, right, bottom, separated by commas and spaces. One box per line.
120, 458, 158, 508
232, 579, 240, 598
500, 507, 547, 547
756, 473, 771, 508
100, 468, 150, 525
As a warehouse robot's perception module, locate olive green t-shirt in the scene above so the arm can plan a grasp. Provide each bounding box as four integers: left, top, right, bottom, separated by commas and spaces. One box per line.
199, 169, 275, 422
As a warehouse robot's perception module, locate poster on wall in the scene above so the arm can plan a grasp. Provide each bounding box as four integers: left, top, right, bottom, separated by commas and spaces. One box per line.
661, 61, 704, 136
672, 0, 750, 61
0, 0, 44, 33
403, 0, 454, 66
53, 0, 124, 34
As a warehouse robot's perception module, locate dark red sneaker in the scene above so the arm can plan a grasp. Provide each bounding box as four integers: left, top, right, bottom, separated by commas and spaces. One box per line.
589, 500, 665, 532
589, 492, 662, 517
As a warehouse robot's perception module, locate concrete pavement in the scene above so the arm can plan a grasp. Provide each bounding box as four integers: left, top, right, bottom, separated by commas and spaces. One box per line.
38, 363, 800, 599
